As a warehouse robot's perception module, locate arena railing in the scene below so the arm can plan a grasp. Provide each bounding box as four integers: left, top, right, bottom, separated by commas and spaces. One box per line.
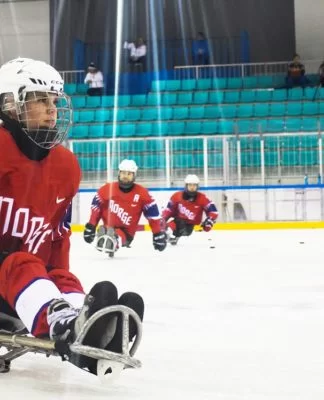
173, 59, 323, 80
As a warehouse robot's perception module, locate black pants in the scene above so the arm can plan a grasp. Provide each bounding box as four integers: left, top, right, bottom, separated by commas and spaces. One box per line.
174, 218, 194, 237
87, 87, 103, 96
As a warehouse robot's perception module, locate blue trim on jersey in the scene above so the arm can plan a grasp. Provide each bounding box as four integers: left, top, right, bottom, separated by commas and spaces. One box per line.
79, 184, 324, 193
143, 203, 160, 219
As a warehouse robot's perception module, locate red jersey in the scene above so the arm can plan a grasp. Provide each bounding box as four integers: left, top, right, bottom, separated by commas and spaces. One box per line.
163, 191, 218, 225
88, 181, 162, 237
0, 127, 81, 270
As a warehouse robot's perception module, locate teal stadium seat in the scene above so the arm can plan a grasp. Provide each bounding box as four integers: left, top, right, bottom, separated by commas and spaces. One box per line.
142, 108, 158, 121
147, 93, 162, 106
241, 152, 261, 167
240, 136, 261, 150
250, 119, 267, 133
181, 80, 196, 91
171, 138, 203, 151
161, 93, 177, 105
168, 121, 185, 135
218, 120, 234, 134
272, 75, 286, 87
265, 151, 278, 167
135, 123, 152, 137
255, 90, 272, 102
237, 120, 252, 134
211, 78, 227, 90
208, 153, 223, 168
172, 153, 195, 168
70, 125, 88, 138
64, 83, 77, 95
254, 103, 269, 118
221, 105, 237, 119
204, 106, 221, 119
285, 118, 302, 132
270, 103, 285, 117
280, 135, 300, 149
177, 93, 193, 105
114, 109, 126, 122
148, 140, 165, 152
165, 80, 181, 91
227, 77, 243, 90
300, 151, 318, 166
196, 79, 212, 90
86, 96, 101, 108
302, 102, 318, 116
95, 109, 110, 122
158, 107, 173, 120
264, 136, 279, 149
71, 96, 86, 108
125, 108, 141, 121
76, 84, 88, 94
193, 92, 208, 105
240, 91, 256, 103
209, 91, 224, 104
173, 107, 189, 120
224, 91, 240, 103
150, 122, 169, 136
288, 88, 303, 101
201, 121, 218, 134
78, 110, 95, 123
242, 77, 258, 89
88, 125, 105, 138
117, 95, 131, 107
151, 80, 166, 92
189, 106, 205, 119
194, 153, 204, 168
208, 138, 223, 151
318, 88, 324, 100
104, 124, 118, 138
302, 118, 318, 132
304, 87, 316, 101
256, 76, 273, 88
185, 121, 201, 135
272, 89, 288, 102
143, 154, 166, 169
286, 102, 302, 116
101, 96, 115, 108
131, 94, 147, 106
120, 124, 136, 137
299, 135, 318, 148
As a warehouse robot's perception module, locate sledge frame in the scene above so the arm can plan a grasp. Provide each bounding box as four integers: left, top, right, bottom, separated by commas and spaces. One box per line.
0, 305, 142, 373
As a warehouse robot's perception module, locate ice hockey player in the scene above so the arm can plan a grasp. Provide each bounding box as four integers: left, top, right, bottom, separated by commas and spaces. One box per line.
83, 159, 167, 255
0, 57, 143, 374
163, 174, 218, 245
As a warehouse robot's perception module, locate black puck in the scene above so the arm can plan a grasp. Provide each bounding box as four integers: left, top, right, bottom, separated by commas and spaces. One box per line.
210, 246, 215, 249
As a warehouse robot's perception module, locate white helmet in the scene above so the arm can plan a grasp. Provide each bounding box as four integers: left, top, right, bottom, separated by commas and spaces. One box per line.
184, 174, 200, 185
0, 57, 72, 149
118, 159, 138, 174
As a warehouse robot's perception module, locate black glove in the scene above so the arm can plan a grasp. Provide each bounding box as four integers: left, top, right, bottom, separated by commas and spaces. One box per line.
83, 223, 96, 243
153, 231, 167, 251
201, 218, 214, 232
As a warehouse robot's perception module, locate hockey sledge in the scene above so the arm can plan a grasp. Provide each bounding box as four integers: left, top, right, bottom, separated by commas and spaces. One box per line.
0, 305, 142, 376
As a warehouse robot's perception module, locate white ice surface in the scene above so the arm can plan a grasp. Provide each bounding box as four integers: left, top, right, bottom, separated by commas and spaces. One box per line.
2, 229, 324, 399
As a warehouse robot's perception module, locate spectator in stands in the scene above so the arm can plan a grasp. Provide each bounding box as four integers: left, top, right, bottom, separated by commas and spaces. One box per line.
191, 32, 210, 65
124, 37, 147, 72
318, 61, 324, 87
286, 54, 308, 88
84, 62, 104, 96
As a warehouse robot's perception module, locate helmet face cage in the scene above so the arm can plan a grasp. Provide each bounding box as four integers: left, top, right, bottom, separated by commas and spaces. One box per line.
1, 90, 72, 149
